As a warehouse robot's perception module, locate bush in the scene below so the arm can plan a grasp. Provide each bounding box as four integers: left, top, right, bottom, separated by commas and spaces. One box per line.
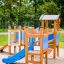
0, 29, 8, 32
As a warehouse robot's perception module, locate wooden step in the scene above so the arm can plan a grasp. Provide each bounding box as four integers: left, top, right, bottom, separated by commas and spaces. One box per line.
48, 40, 54, 44
28, 60, 40, 63
28, 51, 40, 55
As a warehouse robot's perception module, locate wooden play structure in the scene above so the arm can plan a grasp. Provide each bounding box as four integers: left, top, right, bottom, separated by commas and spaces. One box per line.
2, 15, 60, 64
39, 15, 60, 58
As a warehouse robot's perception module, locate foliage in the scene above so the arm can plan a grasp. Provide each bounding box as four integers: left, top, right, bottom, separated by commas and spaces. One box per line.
0, 0, 64, 28
37, 1, 60, 15
0, 35, 8, 46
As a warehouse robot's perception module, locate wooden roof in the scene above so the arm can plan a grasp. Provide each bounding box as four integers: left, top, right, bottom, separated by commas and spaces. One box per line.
39, 15, 60, 20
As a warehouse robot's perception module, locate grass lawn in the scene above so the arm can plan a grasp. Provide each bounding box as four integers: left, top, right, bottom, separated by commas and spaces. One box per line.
0, 35, 8, 46
59, 33, 64, 48
0, 32, 64, 48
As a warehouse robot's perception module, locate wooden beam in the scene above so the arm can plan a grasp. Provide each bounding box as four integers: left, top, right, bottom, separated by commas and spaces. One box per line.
25, 27, 28, 64
8, 45, 11, 54
14, 46, 16, 53
53, 20, 57, 59
14, 25, 16, 43
40, 27, 43, 64
8, 25, 11, 54
45, 20, 49, 34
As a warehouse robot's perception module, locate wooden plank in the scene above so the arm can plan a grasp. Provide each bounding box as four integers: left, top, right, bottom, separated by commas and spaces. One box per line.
45, 51, 48, 64
8, 45, 11, 54
28, 60, 40, 63
53, 20, 57, 59
24, 27, 28, 64
14, 46, 16, 53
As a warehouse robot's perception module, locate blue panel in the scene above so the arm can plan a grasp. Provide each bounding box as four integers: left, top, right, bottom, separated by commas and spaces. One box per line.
32, 38, 35, 42
48, 34, 54, 40
2, 45, 33, 63
16, 32, 25, 42
29, 38, 34, 50
21, 32, 25, 42
37, 37, 48, 49
16, 32, 19, 40
43, 37, 48, 49
56, 34, 60, 44
29, 38, 33, 45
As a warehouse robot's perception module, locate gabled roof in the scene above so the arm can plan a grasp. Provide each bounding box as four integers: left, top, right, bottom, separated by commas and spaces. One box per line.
39, 15, 60, 20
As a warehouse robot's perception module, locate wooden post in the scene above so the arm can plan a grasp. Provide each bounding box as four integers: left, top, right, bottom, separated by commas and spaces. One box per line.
56, 18, 60, 56
14, 25, 16, 41
45, 20, 48, 64
14, 25, 16, 53
53, 20, 57, 59
45, 20, 49, 34
31, 25, 34, 61
25, 26, 28, 64
46, 51, 48, 64
14, 46, 16, 53
40, 27, 43, 64
31, 25, 34, 34
40, 21, 44, 64
41, 20, 44, 27
8, 25, 11, 54
18, 25, 21, 51
58, 18, 61, 31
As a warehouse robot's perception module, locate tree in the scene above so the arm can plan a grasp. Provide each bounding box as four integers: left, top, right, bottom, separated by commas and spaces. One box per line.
37, 1, 60, 15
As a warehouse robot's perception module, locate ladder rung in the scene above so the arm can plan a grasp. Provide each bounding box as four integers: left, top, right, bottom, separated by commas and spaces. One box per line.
14, 62, 26, 64
28, 52, 40, 55
28, 60, 40, 63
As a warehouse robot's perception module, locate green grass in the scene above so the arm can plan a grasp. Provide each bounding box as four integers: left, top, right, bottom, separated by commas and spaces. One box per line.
59, 33, 64, 48
59, 42, 64, 48
0, 35, 8, 46
60, 33, 64, 42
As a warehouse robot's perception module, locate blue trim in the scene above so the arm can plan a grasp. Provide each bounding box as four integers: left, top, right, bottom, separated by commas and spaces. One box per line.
16, 32, 19, 40
56, 34, 60, 44
43, 37, 48, 49
48, 34, 54, 40
2, 45, 33, 63
38, 37, 48, 49
21, 32, 25, 42
29, 38, 34, 50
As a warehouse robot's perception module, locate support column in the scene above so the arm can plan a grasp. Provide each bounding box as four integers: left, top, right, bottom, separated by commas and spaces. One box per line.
46, 51, 48, 64
8, 25, 11, 54
14, 46, 16, 53
31, 25, 34, 61
40, 27, 44, 64
53, 20, 57, 59
14, 25, 16, 53
45, 20, 49, 34
18, 25, 21, 51
40, 21, 44, 64
56, 18, 60, 56
25, 27, 28, 64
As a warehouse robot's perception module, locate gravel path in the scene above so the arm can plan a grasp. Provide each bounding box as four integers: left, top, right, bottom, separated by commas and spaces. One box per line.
0, 47, 64, 64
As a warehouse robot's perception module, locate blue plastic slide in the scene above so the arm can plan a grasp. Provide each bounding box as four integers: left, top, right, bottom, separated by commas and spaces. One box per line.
2, 45, 33, 64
